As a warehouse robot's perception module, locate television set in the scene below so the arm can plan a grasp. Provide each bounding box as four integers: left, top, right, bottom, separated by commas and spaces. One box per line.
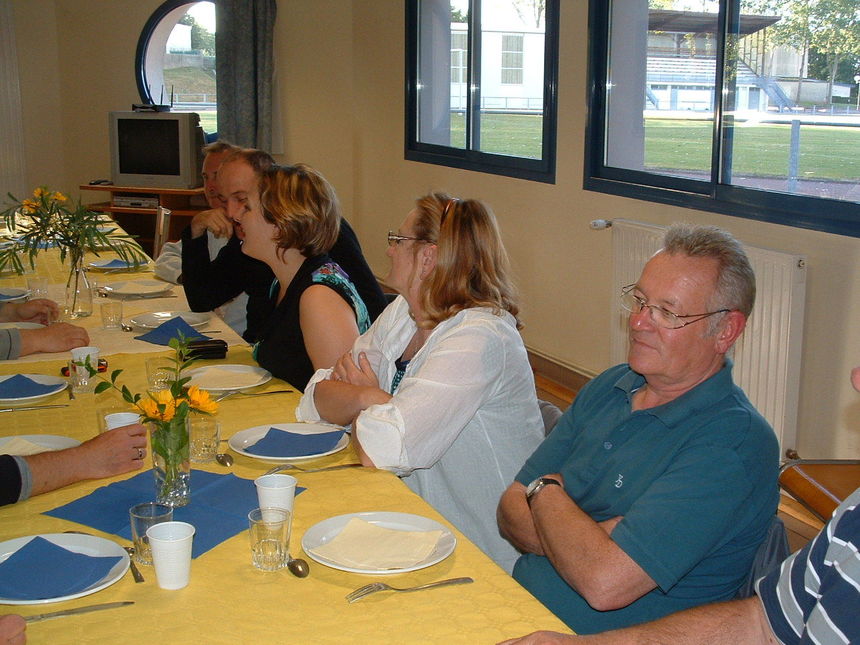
109, 111, 205, 189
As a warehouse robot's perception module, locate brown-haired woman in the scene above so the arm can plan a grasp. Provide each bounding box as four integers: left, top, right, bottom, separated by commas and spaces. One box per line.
227, 160, 370, 389
297, 192, 543, 571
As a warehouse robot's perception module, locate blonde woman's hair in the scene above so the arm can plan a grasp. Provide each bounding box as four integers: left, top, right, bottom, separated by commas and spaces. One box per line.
259, 163, 341, 257
412, 192, 520, 328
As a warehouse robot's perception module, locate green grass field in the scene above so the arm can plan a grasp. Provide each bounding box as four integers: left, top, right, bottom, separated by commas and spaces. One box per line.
447, 113, 860, 181
645, 119, 860, 181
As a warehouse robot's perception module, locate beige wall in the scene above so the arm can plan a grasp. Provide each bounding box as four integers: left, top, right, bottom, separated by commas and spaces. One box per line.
10, 1, 860, 458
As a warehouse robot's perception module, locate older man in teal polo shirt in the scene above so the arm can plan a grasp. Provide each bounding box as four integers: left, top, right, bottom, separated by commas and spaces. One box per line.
498, 223, 779, 634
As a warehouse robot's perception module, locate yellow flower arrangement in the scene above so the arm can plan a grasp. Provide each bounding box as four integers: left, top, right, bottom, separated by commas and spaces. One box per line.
84, 334, 217, 506
0, 186, 146, 275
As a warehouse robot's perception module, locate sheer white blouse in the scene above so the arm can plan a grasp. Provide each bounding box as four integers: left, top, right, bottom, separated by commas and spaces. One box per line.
297, 296, 543, 571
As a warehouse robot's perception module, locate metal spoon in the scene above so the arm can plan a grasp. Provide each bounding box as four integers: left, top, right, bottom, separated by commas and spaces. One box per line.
215, 452, 233, 467
286, 553, 309, 578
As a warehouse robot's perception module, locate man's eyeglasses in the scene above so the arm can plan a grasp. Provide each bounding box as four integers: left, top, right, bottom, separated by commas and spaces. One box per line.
387, 231, 424, 247
620, 284, 730, 329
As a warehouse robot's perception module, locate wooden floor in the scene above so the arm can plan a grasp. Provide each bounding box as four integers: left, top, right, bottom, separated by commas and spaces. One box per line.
532, 369, 820, 553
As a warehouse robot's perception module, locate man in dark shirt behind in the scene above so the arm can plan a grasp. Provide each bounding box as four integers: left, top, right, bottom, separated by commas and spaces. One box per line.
181, 144, 387, 342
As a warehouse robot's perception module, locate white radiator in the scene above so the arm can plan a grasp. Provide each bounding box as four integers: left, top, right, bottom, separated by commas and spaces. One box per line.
606, 218, 807, 456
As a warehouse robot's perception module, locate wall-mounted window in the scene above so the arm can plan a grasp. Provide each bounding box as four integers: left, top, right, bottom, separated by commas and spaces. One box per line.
586, 0, 860, 238
406, 0, 559, 183
136, 0, 217, 135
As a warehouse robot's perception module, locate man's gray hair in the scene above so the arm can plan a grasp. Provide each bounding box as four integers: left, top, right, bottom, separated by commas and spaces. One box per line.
662, 223, 755, 318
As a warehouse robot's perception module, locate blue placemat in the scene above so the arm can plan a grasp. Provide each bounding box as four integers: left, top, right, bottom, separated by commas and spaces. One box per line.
0, 374, 62, 398
45, 470, 306, 558
245, 428, 345, 457
0, 536, 122, 600
134, 317, 212, 346
0, 291, 27, 302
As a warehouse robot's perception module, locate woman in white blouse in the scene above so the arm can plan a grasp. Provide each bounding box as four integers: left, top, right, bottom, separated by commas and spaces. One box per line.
297, 193, 543, 571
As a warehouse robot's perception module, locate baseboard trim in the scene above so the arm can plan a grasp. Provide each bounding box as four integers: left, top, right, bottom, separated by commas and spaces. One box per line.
528, 350, 591, 404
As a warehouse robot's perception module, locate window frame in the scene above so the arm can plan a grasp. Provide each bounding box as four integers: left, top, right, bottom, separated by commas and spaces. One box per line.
405, 0, 560, 184
135, 0, 217, 124
584, 0, 860, 239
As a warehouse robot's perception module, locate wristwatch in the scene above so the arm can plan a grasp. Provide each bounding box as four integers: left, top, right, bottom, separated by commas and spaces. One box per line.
525, 476, 561, 506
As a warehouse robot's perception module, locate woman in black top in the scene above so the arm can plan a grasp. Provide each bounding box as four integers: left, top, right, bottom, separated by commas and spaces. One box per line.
219, 154, 370, 389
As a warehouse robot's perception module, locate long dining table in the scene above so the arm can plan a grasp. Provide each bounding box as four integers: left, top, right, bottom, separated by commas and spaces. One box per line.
0, 239, 570, 642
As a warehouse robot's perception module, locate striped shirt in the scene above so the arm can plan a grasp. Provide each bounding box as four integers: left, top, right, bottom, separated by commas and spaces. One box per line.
756, 487, 860, 644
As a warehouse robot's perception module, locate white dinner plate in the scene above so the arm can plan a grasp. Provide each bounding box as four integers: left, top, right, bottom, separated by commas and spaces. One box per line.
0, 435, 81, 456
185, 364, 272, 392
129, 311, 211, 329
87, 259, 146, 272
0, 533, 129, 605
302, 512, 457, 575
228, 422, 348, 463
0, 374, 67, 405
0, 322, 44, 330
0, 288, 29, 302
101, 279, 173, 297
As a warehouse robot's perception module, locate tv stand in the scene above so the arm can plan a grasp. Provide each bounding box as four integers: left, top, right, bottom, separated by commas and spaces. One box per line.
81, 184, 207, 256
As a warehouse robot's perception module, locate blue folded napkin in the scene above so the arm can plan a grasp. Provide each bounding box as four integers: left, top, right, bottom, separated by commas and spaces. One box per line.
134, 316, 212, 346
0, 290, 26, 301
45, 470, 306, 559
94, 259, 131, 269
245, 427, 345, 457
0, 536, 122, 600
0, 374, 62, 399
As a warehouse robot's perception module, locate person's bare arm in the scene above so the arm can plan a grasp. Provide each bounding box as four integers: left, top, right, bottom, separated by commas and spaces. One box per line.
498, 481, 545, 554
24, 424, 147, 497
189, 207, 234, 239
0, 299, 58, 324
313, 379, 391, 427
18, 323, 89, 357
300, 285, 361, 372
497, 596, 777, 645
526, 475, 657, 611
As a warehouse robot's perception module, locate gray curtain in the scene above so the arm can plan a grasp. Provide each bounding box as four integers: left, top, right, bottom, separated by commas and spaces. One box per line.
215, 0, 277, 149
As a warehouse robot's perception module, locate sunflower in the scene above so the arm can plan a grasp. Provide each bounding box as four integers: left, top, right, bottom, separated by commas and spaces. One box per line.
186, 386, 218, 415
138, 388, 178, 422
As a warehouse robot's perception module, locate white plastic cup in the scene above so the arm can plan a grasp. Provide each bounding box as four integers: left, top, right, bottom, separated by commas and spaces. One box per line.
146, 521, 195, 590
69, 346, 99, 394
104, 412, 141, 431
254, 474, 298, 514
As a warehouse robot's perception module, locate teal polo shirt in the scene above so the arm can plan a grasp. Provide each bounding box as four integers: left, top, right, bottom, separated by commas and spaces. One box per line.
513, 361, 779, 634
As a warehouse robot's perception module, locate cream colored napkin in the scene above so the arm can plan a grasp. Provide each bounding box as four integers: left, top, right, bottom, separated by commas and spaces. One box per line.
1, 437, 48, 456
310, 518, 443, 569
188, 368, 262, 390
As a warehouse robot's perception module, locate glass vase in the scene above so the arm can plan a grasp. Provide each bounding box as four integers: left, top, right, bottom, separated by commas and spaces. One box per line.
150, 418, 191, 507
65, 252, 93, 318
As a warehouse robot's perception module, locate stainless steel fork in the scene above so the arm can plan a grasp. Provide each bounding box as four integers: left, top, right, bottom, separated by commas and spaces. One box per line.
263, 462, 362, 476
345, 577, 473, 603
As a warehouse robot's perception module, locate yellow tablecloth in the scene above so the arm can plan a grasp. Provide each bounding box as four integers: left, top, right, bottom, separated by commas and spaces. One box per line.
0, 235, 570, 642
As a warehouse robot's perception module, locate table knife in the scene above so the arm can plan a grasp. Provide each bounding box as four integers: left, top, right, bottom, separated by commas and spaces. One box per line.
0, 404, 70, 413
25, 601, 134, 623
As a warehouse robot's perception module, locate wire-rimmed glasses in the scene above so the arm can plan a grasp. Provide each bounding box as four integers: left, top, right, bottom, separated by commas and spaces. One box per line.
387, 231, 423, 247
620, 284, 730, 329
